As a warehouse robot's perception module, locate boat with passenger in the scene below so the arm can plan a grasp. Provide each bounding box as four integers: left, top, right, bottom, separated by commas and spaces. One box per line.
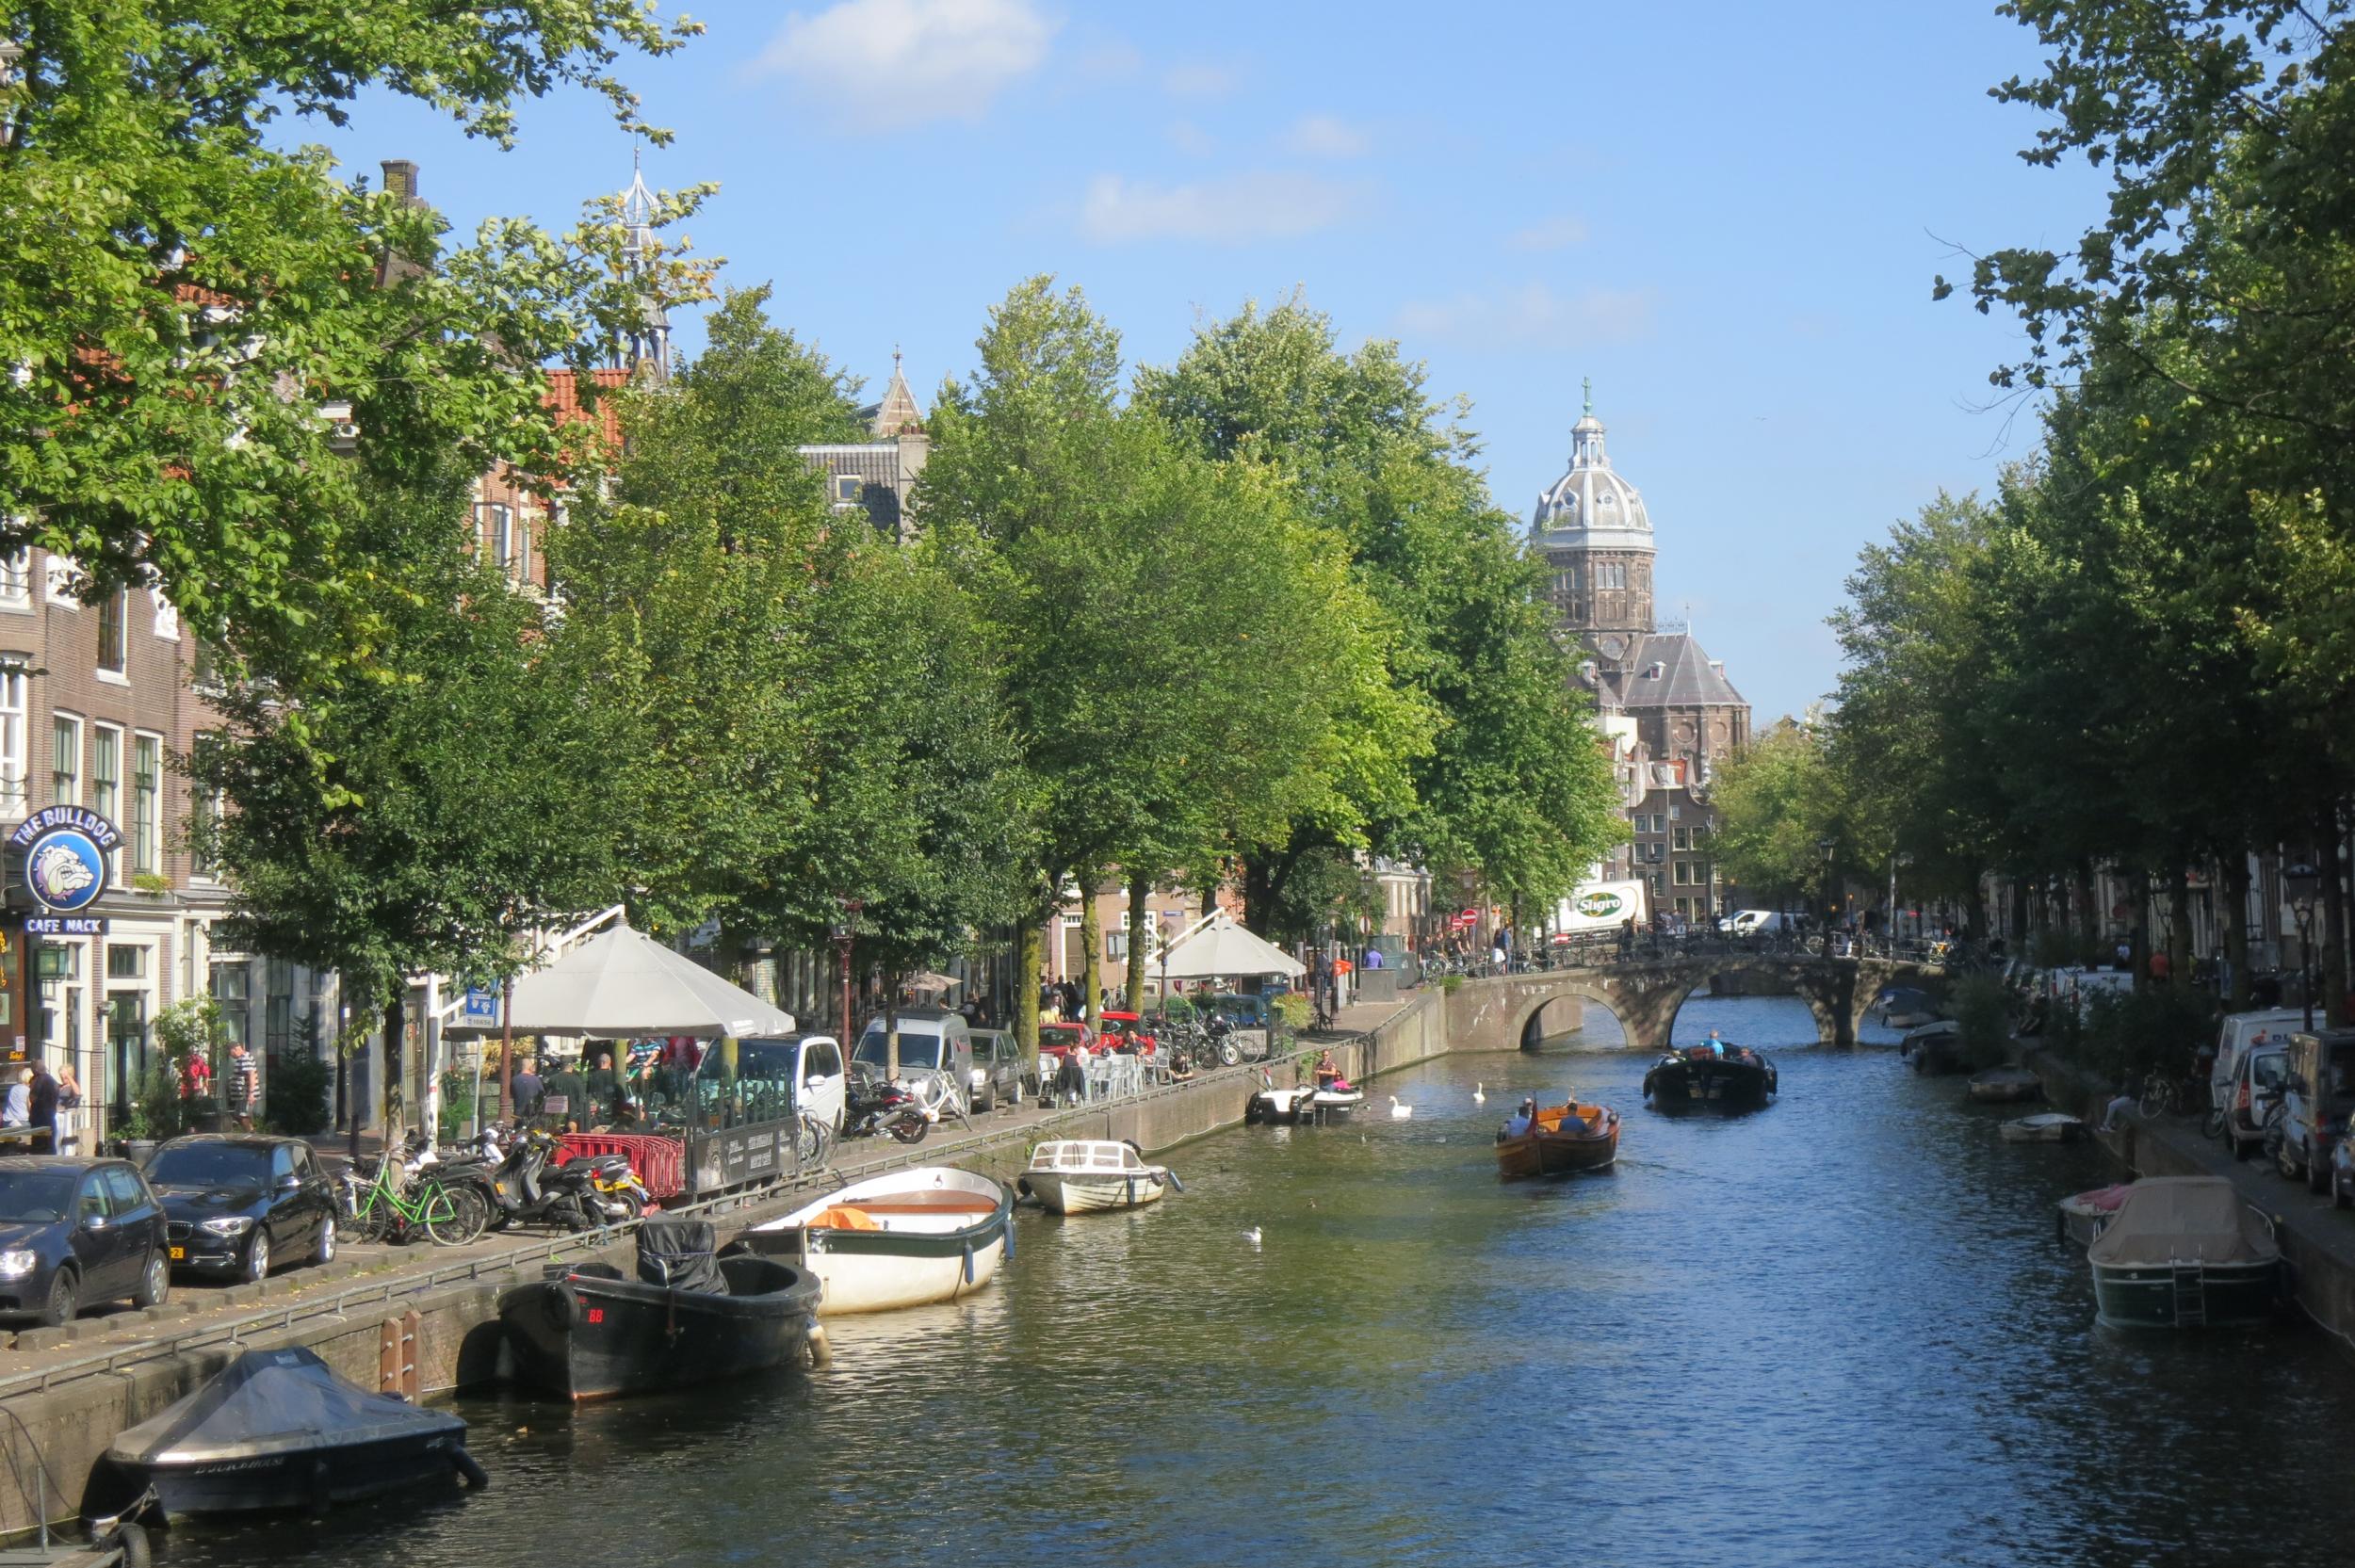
1019, 1140, 1178, 1214
1494, 1096, 1620, 1177
737, 1166, 1011, 1315
2086, 1176, 2282, 1329
1642, 1036, 1777, 1109
499, 1218, 822, 1400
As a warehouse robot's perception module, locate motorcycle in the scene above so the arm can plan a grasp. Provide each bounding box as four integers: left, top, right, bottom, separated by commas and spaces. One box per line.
843, 1073, 934, 1145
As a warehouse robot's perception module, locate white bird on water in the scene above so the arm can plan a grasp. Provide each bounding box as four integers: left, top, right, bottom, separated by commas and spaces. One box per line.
1242, 1226, 1262, 1249
1389, 1095, 1413, 1121
1472, 1082, 1486, 1105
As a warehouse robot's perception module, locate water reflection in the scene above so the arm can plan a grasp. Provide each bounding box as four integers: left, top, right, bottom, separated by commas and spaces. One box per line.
155, 996, 2355, 1568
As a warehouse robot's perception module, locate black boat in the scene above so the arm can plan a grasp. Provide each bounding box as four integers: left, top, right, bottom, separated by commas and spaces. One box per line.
1643, 1043, 1778, 1108
99, 1346, 483, 1518
499, 1217, 821, 1401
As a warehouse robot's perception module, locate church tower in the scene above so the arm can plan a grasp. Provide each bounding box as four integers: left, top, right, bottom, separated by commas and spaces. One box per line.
617, 154, 672, 383
1531, 380, 1654, 670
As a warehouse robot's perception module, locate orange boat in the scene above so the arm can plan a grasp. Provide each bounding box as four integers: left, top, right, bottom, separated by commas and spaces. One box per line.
1494, 1100, 1620, 1178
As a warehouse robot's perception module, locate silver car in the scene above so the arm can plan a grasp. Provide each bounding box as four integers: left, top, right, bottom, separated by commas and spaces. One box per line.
967, 1029, 1024, 1113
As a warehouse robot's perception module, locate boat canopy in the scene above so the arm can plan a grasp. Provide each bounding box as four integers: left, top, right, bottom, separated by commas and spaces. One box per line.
107, 1347, 462, 1465
2087, 1177, 2279, 1268
1030, 1140, 1145, 1172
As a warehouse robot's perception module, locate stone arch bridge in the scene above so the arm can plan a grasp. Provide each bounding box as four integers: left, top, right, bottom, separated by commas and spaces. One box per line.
1442, 957, 1946, 1057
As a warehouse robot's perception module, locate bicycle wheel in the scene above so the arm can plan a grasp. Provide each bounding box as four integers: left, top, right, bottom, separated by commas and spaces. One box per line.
2138, 1080, 2170, 1119
346, 1184, 391, 1245
423, 1184, 488, 1246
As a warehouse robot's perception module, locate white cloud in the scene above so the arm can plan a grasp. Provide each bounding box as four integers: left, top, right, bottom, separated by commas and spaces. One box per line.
1166, 119, 1215, 156
754, 0, 1057, 131
1393, 283, 1656, 349
1080, 170, 1374, 245
1071, 37, 1142, 81
1162, 59, 1242, 98
1285, 113, 1371, 158
1507, 215, 1588, 251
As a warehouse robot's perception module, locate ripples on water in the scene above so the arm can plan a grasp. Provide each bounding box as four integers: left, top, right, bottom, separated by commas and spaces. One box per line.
158, 997, 2355, 1568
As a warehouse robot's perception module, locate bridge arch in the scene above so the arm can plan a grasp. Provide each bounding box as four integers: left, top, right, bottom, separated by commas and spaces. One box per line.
1445, 957, 1940, 1057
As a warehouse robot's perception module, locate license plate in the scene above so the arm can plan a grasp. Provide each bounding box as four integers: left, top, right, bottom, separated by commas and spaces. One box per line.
168, 1246, 186, 1261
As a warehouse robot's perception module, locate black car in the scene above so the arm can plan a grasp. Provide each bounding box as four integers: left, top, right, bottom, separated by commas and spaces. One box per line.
145, 1136, 337, 1283
0, 1156, 171, 1325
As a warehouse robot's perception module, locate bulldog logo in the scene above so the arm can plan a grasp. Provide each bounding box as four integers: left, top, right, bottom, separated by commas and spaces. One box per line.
30, 839, 98, 907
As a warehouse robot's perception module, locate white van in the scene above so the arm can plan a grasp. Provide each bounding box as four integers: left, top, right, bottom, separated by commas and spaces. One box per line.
2208, 1008, 2305, 1123
1727, 910, 1795, 936
854, 1007, 974, 1099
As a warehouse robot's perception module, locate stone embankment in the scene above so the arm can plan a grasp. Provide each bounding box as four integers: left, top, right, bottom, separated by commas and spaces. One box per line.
0, 989, 1452, 1537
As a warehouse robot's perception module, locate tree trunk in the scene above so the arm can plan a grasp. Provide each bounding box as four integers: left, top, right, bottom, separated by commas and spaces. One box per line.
2129, 874, 2151, 989
380, 989, 406, 1145
2074, 860, 2099, 957
1242, 854, 1275, 937
1015, 918, 1043, 1079
2324, 802, 2350, 1028
2220, 853, 2252, 1010
2008, 878, 2029, 946
2166, 861, 2192, 992
1080, 881, 1103, 1028
1125, 868, 1150, 1018
342, 975, 365, 1160
1964, 868, 1988, 944
884, 977, 901, 1083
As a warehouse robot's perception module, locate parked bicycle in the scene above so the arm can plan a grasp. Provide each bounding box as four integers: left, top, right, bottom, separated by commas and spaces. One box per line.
337, 1153, 487, 1246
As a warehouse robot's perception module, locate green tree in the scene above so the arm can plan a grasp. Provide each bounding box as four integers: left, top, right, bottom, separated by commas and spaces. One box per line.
1706, 718, 1854, 913
0, 0, 708, 687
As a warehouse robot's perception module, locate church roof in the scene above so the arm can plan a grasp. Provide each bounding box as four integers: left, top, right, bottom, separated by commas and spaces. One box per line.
1532, 380, 1652, 554
859, 351, 924, 438
1601, 633, 1746, 709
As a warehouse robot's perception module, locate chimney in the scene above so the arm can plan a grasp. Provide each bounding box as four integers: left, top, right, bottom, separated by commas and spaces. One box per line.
381, 159, 420, 202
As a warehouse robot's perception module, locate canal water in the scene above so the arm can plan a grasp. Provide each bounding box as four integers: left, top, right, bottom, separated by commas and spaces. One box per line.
156, 996, 2355, 1567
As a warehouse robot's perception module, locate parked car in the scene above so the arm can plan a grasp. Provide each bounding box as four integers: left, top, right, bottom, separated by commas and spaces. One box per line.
2209, 1008, 2305, 1128
2222, 1043, 2288, 1161
0, 1156, 171, 1325
2271, 1029, 2355, 1191
1096, 1011, 1161, 1059
1037, 1022, 1095, 1061
1204, 993, 1273, 1029
145, 1135, 337, 1282
737, 1032, 849, 1132
853, 1008, 974, 1095
1726, 910, 1795, 936
967, 1028, 1024, 1113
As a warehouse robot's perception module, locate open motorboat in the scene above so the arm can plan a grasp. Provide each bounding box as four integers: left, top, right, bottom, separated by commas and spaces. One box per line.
1900, 1020, 1968, 1075
99, 1346, 483, 1517
2087, 1176, 2282, 1329
1968, 1065, 2042, 1104
2000, 1112, 2086, 1143
1643, 1043, 1777, 1109
1018, 1140, 1178, 1214
499, 1218, 822, 1400
2056, 1182, 2133, 1247
738, 1166, 1010, 1315
1876, 986, 1941, 1029
1246, 1071, 1364, 1124
1494, 1099, 1619, 1177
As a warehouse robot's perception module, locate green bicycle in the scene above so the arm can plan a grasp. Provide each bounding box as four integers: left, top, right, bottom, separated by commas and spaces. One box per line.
337, 1155, 488, 1246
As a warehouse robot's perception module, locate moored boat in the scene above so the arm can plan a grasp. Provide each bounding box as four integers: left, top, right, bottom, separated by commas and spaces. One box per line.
1495, 1098, 1619, 1177
1244, 1085, 1315, 1124
1643, 1043, 1776, 1108
2087, 1176, 2281, 1329
100, 1346, 483, 1517
1968, 1065, 2042, 1104
499, 1218, 821, 1400
1900, 1020, 1968, 1075
2000, 1112, 2085, 1143
2056, 1182, 2132, 1247
739, 1166, 1010, 1315
1019, 1140, 1177, 1214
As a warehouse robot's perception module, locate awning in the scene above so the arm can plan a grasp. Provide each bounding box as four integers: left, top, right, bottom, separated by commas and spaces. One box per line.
498, 923, 796, 1039
1157, 912, 1306, 979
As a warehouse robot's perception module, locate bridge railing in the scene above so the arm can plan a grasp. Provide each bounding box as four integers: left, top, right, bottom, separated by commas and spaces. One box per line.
1415, 932, 1975, 978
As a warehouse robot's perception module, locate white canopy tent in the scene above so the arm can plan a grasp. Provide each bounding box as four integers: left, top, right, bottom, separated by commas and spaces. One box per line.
1156, 911, 1307, 980
498, 923, 796, 1039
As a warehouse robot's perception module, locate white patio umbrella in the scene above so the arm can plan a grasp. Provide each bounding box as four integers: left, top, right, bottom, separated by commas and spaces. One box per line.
501, 923, 796, 1038
1156, 911, 1307, 980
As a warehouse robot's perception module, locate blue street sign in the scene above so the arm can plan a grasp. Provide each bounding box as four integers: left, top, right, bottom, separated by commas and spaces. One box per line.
462, 987, 499, 1024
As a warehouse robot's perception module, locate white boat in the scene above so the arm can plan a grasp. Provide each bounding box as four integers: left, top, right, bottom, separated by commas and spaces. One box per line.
1309, 1085, 1366, 1118
1018, 1140, 1177, 1215
1245, 1083, 1365, 1124
2000, 1112, 2086, 1143
740, 1166, 1010, 1316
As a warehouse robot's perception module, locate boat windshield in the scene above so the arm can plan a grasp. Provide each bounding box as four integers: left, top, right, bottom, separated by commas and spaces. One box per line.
0, 1170, 75, 1223
145, 1142, 270, 1189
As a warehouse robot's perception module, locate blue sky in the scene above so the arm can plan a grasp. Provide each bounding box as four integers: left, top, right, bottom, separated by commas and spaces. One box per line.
312, 0, 2106, 723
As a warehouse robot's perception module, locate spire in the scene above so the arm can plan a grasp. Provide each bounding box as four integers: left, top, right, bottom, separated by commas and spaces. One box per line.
616, 144, 670, 384
1583, 375, 1593, 417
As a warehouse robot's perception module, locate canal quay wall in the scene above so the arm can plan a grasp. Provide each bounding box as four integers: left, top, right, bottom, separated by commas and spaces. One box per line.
2027, 1049, 2355, 1359
0, 987, 1458, 1536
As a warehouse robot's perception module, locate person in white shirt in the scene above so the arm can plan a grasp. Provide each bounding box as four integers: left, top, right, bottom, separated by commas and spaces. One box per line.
1502, 1097, 1536, 1139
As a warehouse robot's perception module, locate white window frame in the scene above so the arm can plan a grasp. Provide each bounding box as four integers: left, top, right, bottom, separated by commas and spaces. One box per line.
0, 548, 29, 611
132, 730, 163, 877
149, 587, 179, 640
43, 552, 78, 607
50, 711, 80, 808
95, 588, 129, 683
91, 722, 122, 883
0, 666, 25, 821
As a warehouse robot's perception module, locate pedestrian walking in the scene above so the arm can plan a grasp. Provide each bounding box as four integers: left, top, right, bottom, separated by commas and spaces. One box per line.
224, 1042, 259, 1130
54, 1064, 83, 1154
26, 1063, 57, 1154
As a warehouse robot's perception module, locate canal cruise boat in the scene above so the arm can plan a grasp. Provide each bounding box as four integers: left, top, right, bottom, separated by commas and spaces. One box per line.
1642, 1042, 1777, 1109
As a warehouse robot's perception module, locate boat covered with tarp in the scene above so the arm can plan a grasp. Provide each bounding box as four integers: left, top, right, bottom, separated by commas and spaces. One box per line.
2087, 1176, 2281, 1329
99, 1346, 482, 1517
500, 1217, 821, 1400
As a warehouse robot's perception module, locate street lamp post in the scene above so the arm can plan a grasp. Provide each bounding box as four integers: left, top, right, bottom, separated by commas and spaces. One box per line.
2286, 862, 2321, 1033
831, 898, 862, 1050
1816, 838, 1837, 946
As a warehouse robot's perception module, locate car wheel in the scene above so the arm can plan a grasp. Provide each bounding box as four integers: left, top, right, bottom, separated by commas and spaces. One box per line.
40, 1269, 77, 1327
133, 1252, 170, 1309
2310, 1144, 2331, 1195
976, 1086, 994, 1114
2231, 1131, 2249, 1163
243, 1229, 271, 1283
313, 1214, 336, 1266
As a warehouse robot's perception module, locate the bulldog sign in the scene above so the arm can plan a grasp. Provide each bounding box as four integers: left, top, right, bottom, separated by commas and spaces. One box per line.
8, 806, 121, 914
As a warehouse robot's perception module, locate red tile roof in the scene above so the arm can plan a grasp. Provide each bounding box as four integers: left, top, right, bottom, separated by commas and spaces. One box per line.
543, 367, 630, 448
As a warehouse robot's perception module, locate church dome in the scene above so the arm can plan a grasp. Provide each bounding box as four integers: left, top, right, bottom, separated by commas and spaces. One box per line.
1532, 389, 1653, 555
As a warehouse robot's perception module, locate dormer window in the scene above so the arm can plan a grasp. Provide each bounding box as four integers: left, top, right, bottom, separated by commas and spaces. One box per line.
835, 476, 863, 505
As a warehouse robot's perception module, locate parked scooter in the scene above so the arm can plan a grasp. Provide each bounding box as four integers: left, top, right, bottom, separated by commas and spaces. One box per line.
481, 1125, 647, 1230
